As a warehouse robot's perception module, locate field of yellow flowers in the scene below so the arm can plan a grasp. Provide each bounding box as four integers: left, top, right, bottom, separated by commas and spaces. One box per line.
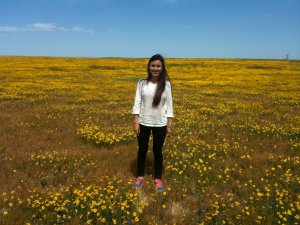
0, 56, 299, 225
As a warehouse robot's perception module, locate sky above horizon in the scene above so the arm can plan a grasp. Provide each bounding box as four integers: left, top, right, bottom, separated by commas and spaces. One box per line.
1, 0, 300, 59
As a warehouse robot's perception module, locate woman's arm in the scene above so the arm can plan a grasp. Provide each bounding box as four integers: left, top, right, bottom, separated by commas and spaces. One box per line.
165, 81, 174, 118
132, 80, 142, 115
133, 114, 140, 135
167, 117, 174, 136
132, 80, 142, 136
166, 82, 174, 136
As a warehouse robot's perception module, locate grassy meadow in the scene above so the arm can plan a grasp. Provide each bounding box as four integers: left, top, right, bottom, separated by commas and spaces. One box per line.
0, 56, 299, 225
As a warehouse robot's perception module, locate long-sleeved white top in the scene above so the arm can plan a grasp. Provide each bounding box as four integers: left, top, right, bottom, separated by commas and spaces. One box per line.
132, 79, 174, 127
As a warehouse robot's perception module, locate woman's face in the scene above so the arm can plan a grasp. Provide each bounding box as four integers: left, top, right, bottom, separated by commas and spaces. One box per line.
149, 60, 163, 78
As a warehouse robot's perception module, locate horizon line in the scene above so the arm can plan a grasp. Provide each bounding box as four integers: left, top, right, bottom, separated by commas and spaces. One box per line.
1, 54, 299, 61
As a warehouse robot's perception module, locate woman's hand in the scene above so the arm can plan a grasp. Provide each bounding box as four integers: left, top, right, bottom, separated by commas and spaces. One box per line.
133, 115, 140, 136
133, 123, 140, 136
167, 118, 174, 137
167, 126, 174, 137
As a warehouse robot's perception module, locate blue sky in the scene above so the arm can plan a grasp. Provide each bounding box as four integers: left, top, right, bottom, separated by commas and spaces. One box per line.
1, 0, 299, 59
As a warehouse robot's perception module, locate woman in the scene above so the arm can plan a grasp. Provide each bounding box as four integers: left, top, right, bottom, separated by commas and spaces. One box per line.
132, 54, 174, 191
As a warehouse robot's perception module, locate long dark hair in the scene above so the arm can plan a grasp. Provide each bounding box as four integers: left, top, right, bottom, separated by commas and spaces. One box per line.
146, 54, 170, 108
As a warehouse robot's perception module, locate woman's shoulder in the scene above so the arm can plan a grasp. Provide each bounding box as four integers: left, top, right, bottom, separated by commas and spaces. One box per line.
138, 78, 147, 85
166, 80, 172, 88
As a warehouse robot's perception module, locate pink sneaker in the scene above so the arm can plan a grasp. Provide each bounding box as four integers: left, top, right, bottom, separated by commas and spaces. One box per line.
154, 179, 164, 191
134, 177, 144, 188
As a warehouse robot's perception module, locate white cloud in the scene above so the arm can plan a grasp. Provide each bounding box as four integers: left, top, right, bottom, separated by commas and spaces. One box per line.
0, 26, 25, 32
71, 26, 84, 32
29, 23, 57, 31
0, 23, 93, 34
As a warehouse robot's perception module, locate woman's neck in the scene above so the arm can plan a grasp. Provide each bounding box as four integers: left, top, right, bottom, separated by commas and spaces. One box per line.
150, 77, 158, 83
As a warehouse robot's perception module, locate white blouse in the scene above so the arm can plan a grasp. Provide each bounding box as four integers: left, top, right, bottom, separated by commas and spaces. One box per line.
132, 79, 174, 127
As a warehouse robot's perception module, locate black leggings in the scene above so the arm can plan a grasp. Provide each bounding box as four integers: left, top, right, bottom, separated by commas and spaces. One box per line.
137, 124, 167, 179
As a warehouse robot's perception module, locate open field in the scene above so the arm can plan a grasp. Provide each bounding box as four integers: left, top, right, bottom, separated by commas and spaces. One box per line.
0, 56, 299, 224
